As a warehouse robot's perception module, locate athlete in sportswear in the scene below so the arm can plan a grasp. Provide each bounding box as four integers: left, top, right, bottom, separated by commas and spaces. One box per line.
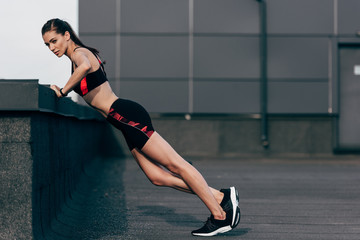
41, 18, 240, 236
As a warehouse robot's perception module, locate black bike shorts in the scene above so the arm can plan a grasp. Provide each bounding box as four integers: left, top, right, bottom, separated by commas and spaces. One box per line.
106, 98, 155, 151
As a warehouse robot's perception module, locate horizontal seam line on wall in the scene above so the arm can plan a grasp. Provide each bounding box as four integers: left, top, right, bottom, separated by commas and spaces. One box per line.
79, 32, 349, 38
115, 78, 329, 82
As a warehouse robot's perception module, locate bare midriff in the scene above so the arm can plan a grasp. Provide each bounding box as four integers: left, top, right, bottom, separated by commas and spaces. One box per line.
82, 81, 118, 117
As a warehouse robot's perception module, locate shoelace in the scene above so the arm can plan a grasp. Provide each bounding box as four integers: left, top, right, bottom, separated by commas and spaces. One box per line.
222, 200, 232, 212
203, 217, 217, 229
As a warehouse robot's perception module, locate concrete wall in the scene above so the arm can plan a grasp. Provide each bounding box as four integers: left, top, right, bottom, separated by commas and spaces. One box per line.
0, 114, 33, 239
107, 114, 334, 159
152, 116, 333, 158
0, 80, 123, 239
0, 113, 106, 239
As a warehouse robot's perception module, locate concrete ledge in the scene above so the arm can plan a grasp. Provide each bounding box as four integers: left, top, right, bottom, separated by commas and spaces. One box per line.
0, 80, 123, 239
0, 79, 102, 120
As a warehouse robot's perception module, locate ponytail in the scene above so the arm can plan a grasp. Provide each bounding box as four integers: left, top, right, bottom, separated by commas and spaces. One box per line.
42, 18, 99, 55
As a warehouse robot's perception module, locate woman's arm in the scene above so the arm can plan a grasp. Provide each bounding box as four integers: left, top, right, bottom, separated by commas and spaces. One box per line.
51, 50, 92, 97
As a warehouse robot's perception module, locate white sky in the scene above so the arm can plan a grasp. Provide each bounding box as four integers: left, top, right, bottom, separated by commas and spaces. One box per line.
0, 0, 78, 97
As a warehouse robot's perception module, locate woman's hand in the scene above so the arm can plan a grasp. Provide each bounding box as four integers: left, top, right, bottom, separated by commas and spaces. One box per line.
50, 85, 63, 98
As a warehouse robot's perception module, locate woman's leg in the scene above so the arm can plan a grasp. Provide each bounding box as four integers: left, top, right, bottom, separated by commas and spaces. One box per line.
107, 99, 240, 235
138, 132, 226, 220
131, 148, 225, 203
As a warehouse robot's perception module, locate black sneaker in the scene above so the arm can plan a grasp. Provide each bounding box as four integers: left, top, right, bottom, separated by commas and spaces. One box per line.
220, 186, 241, 228
191, 214, 232, 237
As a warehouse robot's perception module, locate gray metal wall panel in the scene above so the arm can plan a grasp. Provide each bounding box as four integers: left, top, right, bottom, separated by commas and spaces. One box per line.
194, 0, 259, 34
268, 82, 328, 113
338, 46, 360, 147
268, 37, 329, 78
119, 80, 188, 113
193, 81, 260, 113
80, 36, 116, 79
338, 0, 360, 35
120, 36, 188, 78
78, 0, 360, 115
121, 0, 188, 33
194, 37, 259, 78
79, 0, 117, 33
267, 0, 333, 34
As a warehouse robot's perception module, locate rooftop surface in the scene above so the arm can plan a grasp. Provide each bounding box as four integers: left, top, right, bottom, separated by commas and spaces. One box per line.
49, 157, 360, 240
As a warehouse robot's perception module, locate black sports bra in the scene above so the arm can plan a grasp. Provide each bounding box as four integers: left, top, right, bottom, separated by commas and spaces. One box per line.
71, 47, 108, 96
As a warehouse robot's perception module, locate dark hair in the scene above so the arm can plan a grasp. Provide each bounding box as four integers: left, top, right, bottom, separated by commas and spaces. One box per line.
42, 18, 99, 55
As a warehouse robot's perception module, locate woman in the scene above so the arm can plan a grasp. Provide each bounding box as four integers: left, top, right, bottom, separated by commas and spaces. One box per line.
41, 18, 240, 237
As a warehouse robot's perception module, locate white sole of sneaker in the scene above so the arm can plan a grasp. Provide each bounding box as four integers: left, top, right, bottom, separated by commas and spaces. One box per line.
232, 207, 241, 228
229, 186, 238, 227
192, 225, 232, 237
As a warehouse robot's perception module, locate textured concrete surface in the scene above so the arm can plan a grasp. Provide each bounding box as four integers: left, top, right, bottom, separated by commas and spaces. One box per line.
48, 157, 360, 240
0, 112, 109, 240
0, 115, 33, 240
30, 113, 108, 240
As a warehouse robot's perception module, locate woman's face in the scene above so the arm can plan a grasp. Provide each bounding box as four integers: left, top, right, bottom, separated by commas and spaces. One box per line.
42, 30, 70, 57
